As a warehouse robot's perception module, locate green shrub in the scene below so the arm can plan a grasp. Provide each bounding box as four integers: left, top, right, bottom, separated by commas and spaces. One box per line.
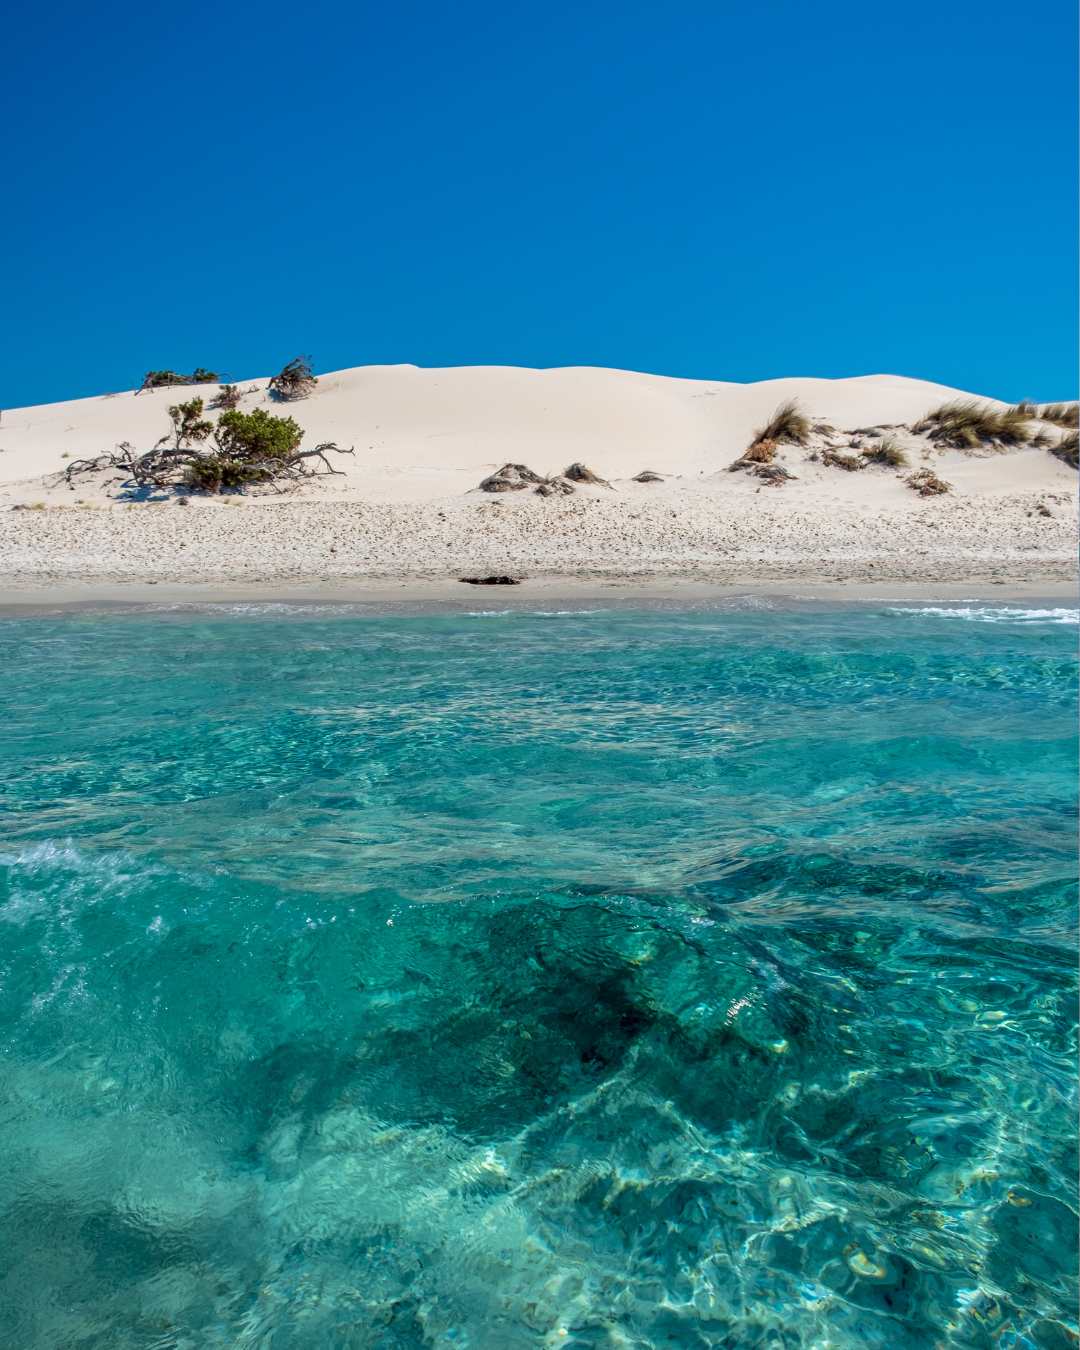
913, 400, 1031, 448
214, 408, 303, 460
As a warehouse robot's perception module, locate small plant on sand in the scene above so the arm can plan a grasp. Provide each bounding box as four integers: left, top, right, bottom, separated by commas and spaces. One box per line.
913, 400, 1032, 449
749, 400, 810, 452
162, 398, 214, 450
1014, 400, 1038, 418
1049, 430, 1078, 469
821, 448, 865, 472
268, 356, 318, 401
1040, 403, 1079, 428
906, 468, 951, 496
860, 436, 909, 468
212, 384, 243, 411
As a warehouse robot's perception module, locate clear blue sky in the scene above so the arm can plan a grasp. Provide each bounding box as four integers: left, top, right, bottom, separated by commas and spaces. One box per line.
3, 0, 1076, 408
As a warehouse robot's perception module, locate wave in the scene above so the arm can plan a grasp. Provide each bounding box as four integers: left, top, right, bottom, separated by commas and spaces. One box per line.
889, 605, 1079, 625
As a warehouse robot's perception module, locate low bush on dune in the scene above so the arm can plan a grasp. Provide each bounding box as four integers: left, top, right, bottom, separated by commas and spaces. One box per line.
214, 408, 303, 460
1040, 403, 1079, 428
137, 367, 220, 393
740, 438, 778, 464
1050, 431, 1078, 468
913, 400, 1032, 449
860, 436, 908, 467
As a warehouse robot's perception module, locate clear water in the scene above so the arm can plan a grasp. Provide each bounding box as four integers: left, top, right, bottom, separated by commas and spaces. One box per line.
0, 600, 1076, 1348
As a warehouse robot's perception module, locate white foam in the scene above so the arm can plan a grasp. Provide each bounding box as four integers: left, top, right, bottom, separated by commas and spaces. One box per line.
889, 606, 1078, 625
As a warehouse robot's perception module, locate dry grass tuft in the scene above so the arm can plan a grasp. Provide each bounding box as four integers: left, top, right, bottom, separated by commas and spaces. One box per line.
1040, 403, 1079, 428
752, 399, 810, 449
907, 468, 951, 496
860, 436, 909, 468
913, 400, 1032, 449
1050, 430, 1078, 468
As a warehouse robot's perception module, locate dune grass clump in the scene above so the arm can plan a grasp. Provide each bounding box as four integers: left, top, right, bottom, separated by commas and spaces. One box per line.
907, 468, 951, 496
913, 400, 1032, 449
1050, 430, 1078, 469
1040, 403, 1079, 428
751, 400, 810, 450
860, 436, 909, 468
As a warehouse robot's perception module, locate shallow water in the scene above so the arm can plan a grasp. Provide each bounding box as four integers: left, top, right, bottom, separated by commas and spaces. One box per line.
0, 601, 1076, 1347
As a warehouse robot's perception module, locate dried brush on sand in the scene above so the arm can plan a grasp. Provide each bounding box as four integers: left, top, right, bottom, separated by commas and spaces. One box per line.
913, 400, 1031, 449
907, 468, 952, 496
1040, 403, 1079, 428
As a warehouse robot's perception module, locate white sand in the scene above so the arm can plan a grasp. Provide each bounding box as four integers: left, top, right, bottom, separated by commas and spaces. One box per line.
0, 364, 1075, 591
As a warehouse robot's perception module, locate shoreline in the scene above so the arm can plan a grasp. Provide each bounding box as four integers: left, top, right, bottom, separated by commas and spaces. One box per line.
2, 570, 1075, 616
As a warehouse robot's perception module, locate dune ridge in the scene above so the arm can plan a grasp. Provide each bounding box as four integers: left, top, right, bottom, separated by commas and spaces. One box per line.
0, 364, 1075, 587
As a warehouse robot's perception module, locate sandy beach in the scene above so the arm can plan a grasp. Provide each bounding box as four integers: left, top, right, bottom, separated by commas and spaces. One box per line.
1, 364, 1075, 596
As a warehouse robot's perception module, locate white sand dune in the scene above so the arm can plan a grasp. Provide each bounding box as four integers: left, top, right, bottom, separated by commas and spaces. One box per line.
0, 364, 1075, 587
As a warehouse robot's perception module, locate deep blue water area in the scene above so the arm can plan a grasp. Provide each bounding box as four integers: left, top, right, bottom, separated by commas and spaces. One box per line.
0, 599, 1076, 1347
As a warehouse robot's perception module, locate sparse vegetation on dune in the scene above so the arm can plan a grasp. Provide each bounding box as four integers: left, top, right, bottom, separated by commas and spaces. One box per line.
268, 356, 318, 401
58, 406, 351, 495
1040, 403, 1079, 428
907, 468, 951, 496
821, 449, 865, 472
1050, 430, 1078, 469
860, 436, 909, 468
913, 400, 1032, 449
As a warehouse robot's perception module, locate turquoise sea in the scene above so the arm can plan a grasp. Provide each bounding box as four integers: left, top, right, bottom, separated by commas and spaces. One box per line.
0, 599, 1076, 1348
